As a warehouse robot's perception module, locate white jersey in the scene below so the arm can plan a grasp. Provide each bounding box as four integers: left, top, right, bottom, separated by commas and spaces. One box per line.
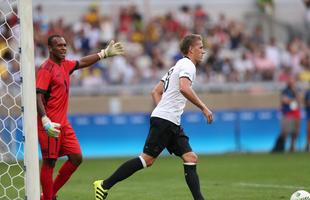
151, 57, 196, 125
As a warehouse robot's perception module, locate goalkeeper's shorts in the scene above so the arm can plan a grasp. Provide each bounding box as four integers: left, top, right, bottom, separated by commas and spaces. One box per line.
38, 124, 82, 159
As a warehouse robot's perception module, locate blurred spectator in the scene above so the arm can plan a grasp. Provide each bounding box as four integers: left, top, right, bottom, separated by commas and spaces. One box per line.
272, 76, 301, 152
7, 6, 18, 28
118, 7, 133, 36
33, 4, 49, 34
163, 12, 180, 35
0, 63, 9, 97
0, 36, 7, 57
193, 4, 209, 34
129, 5, 143, 33
304, 83, 310, 151
278, 65, 293, 82
87, 23, 101, 49
228, 20, 244, 50
257, 0, 274, 16
193, 4, 208, 21
159, 33, 180, 63
47, 18, 65, 36
74, 29, 91, 55
299, 54, 310, 81
176, 5, 192, 32
81, 67, 104, 88
99, 16, 115, 44
287, 38, 304, 76
135, 52, 153, 83
250, 25, 265, 45
0, 61, 8, 83
233, 52, 255, 81
217, 13, 229, 30
265, 37, 281, 68
29, 3, 310, 87
144, 17, 161, 52
253, 48, 276, 81
150, 46, 167, 70
107, 56, 136, 85
213, 24, 229, 47
84, 3, 100, 26
223, 58, 239, 82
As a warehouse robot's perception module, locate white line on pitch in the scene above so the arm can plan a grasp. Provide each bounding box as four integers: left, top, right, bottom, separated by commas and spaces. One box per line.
235, 182, 308, 190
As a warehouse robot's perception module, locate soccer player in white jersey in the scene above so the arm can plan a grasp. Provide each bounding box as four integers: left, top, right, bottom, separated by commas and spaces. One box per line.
94, 34, 213, 200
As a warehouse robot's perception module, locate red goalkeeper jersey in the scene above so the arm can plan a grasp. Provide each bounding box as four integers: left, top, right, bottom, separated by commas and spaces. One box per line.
36, 58, 78, 129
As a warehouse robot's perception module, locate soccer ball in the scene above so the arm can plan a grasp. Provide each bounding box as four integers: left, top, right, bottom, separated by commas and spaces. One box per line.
290, 190, 310, 200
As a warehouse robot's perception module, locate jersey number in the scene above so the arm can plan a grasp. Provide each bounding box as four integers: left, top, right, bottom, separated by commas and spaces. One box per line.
164, 68, 174, 92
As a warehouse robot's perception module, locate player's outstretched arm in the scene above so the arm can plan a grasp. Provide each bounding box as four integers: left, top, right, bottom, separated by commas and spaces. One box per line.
97, 40, 124, 59
78, 40, 124, 69
179, 77, 213, 124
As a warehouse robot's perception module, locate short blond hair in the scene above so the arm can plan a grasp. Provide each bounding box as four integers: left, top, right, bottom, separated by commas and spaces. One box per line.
179, 34, 202, 56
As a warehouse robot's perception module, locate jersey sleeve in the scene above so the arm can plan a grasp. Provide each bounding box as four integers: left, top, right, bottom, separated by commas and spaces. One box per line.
161, 72, 168, 82
64, 59, 79, 75
179, 61, 196, 82
36, 68, 51, 94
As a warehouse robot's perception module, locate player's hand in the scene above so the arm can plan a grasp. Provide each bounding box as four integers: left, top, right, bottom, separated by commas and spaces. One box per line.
203, 107, 213, 124
41, 115, 61, 138
97, 40, 124, 59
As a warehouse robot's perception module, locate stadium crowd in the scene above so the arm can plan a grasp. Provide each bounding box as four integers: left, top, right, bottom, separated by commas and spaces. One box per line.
1, 2, 310, 89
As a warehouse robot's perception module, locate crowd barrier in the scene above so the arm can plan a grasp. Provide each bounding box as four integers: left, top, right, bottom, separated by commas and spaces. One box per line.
68, 108, 307, 157
2, 108, 306, 159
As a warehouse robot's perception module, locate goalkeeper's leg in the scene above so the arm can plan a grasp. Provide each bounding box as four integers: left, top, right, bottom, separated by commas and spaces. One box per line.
94, 154, 151, 199
53, 154, 81, 196
40, 159, 56, 200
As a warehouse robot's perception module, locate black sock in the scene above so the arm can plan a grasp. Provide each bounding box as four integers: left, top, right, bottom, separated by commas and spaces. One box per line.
184, 164, 205, 200
102, 157, 144, 189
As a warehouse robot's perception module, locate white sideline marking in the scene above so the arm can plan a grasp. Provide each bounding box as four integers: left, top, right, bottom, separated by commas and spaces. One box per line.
236, 182, 307, 190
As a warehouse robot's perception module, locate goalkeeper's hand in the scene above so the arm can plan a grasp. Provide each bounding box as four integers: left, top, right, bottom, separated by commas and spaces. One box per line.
41, 115, 61, 138
97, 40, 124, 59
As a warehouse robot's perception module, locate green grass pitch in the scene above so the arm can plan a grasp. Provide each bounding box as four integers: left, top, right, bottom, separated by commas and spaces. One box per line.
53, 153, 310, 200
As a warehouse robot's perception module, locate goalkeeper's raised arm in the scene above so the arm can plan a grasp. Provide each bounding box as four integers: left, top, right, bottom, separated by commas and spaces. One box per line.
77, 40, 125, 69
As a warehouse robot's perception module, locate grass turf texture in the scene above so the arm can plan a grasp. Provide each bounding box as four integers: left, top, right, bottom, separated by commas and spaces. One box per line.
41, 153, 310, 199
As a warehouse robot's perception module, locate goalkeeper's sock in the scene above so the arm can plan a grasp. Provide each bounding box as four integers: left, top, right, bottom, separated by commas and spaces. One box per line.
102, 157, 145, 189
40, 163, 54, 200
184, 163, 205, 200
53, 161, 78, 196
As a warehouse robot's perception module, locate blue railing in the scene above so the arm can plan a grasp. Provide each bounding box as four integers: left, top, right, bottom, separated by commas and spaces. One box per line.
68, 108, 307, 158
1, 108, 306, 159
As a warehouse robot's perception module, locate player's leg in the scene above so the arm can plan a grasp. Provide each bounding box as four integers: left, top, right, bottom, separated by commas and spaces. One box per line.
94, 153, 152, 200
38, 129, 60, 200
53, 125, 82, 196
272, 117, 289, 152
40, 158, 57, 200
103, 153, 153, 189
94, 117, 169, 199
306, 120, 310, 151
182, 152, 205, 200
53, 153, 82, 196
290, 118, 300, 152
168, 127, 204, 200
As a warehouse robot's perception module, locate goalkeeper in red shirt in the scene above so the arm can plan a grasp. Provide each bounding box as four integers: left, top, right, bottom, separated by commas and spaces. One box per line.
36, 34, 124, 200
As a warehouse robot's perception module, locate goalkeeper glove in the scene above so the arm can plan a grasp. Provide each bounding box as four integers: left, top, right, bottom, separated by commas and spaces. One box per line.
97, 40, 124, 59
41, 115, 61, 138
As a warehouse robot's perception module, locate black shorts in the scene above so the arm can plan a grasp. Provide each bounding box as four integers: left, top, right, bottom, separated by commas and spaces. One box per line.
143, 117, 192, 158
